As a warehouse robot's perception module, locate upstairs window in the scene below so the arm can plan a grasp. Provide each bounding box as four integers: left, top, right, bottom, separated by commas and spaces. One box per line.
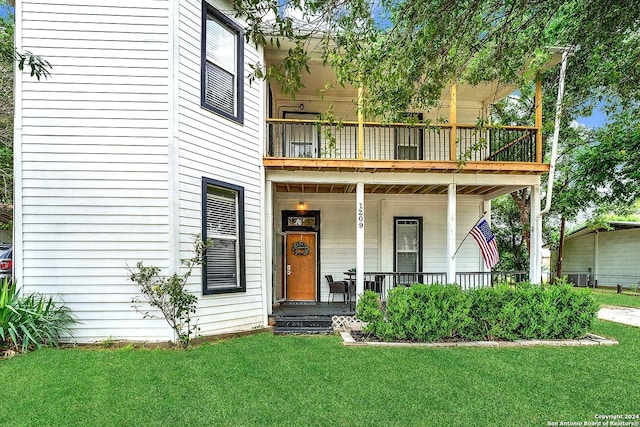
201, 3, 244, 123
395, 113, 423, 160
202, 178, 246, 294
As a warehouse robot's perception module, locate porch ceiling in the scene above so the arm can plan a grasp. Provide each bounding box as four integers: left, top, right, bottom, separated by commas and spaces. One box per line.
274, 182, 504, 196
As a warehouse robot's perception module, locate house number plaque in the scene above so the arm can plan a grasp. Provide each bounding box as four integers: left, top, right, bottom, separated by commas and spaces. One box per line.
357, 202, 364, 229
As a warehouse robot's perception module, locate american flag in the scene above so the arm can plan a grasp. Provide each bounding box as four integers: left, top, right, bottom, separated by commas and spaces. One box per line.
469, 218, 499, 269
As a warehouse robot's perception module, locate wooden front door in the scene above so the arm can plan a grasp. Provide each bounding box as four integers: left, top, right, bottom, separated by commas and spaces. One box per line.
286, 232, 317, 301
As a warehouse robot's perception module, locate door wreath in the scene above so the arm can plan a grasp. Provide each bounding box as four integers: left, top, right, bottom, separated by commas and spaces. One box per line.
292, 240, 310, 256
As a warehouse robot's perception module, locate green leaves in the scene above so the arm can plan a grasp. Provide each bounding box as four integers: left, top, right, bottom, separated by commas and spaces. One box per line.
0, 280, 76, 353
129, 235, 209, 349
355, 282, 599, 342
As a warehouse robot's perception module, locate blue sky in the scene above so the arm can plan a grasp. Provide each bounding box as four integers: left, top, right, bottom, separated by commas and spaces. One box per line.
0, 4, 11, 19
576, 104, 608, 129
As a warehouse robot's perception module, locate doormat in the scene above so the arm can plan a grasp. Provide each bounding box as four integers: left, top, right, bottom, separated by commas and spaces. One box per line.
282, 301, 317, 306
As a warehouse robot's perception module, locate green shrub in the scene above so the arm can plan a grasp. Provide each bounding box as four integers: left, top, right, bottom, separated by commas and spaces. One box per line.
359, 283, 472, 342
355, 290, 383, 326
462, 284, 514, 340
129, 235, 209, 349
465, 282, 599, 340
0, 280, 75, 353
357, 282, 599, 342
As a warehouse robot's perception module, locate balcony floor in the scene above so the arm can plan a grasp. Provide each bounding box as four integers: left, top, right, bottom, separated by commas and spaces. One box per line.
263, 158, 549, 174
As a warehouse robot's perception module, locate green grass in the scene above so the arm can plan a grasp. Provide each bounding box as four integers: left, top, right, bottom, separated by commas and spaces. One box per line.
0, 321, 638, 426
591, 287, 640, 308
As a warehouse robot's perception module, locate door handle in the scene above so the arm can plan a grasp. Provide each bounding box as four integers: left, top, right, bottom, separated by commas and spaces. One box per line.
286, 265, 291, 276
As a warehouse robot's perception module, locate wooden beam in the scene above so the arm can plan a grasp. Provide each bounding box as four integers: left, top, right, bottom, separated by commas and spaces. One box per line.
358, 86, 364, 159
263, 158, 550, 174
449, 83, 457, 161
535, 74, 543, 163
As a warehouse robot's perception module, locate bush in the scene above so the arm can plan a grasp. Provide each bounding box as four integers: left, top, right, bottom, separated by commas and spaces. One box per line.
129, 235, 209, 349
356, 281, 599, 342
355, 290, 383, 325
0, 280, 75, 353
358, 283, 471, 342
465, 281, 599, 340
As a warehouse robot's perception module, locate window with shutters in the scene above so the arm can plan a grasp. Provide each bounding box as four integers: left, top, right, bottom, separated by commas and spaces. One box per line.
202, 178, 246, 294
201, 3, 244, 123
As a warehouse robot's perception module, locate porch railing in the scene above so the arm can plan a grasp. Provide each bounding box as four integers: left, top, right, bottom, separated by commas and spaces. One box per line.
357, 271, 528, 300
266, 119, 538, 163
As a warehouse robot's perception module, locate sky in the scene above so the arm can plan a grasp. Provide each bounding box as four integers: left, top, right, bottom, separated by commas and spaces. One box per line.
576, 105, 608, 129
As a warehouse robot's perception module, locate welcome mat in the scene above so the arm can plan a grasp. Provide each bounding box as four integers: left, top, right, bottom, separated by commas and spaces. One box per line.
281, 301, 317, 306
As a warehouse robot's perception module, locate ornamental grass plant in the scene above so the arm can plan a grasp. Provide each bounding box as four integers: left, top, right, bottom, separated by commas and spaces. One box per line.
0, 280, 75, 353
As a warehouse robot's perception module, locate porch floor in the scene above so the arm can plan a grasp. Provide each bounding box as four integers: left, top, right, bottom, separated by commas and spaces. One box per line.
271, 302, 355, 317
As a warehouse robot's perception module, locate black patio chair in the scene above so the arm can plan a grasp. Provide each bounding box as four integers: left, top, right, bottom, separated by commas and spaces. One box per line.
326, 275, 352, 303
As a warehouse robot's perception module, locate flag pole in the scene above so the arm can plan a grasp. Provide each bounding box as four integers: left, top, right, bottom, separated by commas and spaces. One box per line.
451, 211, 487, 259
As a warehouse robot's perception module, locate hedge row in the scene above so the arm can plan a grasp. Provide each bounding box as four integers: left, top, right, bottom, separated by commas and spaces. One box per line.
355, 281, 599, 342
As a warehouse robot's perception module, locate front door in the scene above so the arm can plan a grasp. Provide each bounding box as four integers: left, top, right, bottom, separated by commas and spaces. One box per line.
286, 232, 317, 301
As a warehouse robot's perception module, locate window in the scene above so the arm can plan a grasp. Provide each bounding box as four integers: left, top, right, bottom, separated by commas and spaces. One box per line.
395, 113, 423, 160
394, 217, 423, 285
202, 178, 245, 294
201, 3, 244, 123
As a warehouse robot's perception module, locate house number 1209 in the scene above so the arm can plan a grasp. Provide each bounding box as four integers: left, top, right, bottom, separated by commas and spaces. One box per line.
357, 202, 364, 229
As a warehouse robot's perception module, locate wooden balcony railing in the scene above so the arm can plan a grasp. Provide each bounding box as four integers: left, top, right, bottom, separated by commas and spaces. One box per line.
266, 119, 540, 163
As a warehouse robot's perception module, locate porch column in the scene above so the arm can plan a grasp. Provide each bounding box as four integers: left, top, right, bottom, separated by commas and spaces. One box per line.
356, 182, 365, 301
447, 183, 456, 283
264, 179, 273, 322
594, 231, 599, 280
449, 83, 457, 161
357, 87, 364, 159
535, 74, 543, 163
529, 184, 542, 284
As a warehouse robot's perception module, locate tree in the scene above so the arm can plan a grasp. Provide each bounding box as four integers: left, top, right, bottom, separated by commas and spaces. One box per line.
236, 0, 640, 116
492, 194, 528, 271
235, 0, 640, 272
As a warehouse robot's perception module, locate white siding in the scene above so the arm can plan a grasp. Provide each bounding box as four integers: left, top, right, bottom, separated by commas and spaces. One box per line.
178, 0, 265, 335
17, 0, 173, 342
562, 234, 595, 273
597, 229, 640, 285
275, 193, 485, 302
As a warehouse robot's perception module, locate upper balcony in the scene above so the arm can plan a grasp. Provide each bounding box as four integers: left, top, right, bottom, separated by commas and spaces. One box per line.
263, 49, 550, 176
264, 118, 547, 174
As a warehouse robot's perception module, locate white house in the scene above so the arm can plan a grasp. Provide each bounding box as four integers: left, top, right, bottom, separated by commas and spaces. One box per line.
14, 0, 549, 343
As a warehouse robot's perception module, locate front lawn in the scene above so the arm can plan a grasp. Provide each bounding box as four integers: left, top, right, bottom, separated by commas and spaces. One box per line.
591, 287, 640, 308
0, 321, 637, 426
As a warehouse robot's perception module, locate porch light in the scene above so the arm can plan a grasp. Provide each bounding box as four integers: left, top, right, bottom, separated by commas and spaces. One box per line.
298, 201, 305, 210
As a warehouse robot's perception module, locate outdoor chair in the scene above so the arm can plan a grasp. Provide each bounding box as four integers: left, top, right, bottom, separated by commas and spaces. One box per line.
326, 275, 353, 303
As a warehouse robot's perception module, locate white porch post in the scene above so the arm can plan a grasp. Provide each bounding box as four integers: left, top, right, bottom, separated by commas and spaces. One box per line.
529, 184, 542, 284
264, 180, 273, 322
356, 182, 365, 302
594, 232, 599, 280
447, 183, 457, 283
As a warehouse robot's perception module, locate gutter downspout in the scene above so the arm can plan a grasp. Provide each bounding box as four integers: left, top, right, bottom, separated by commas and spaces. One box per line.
540, 47, 574, 217
532, 46, 574, 283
